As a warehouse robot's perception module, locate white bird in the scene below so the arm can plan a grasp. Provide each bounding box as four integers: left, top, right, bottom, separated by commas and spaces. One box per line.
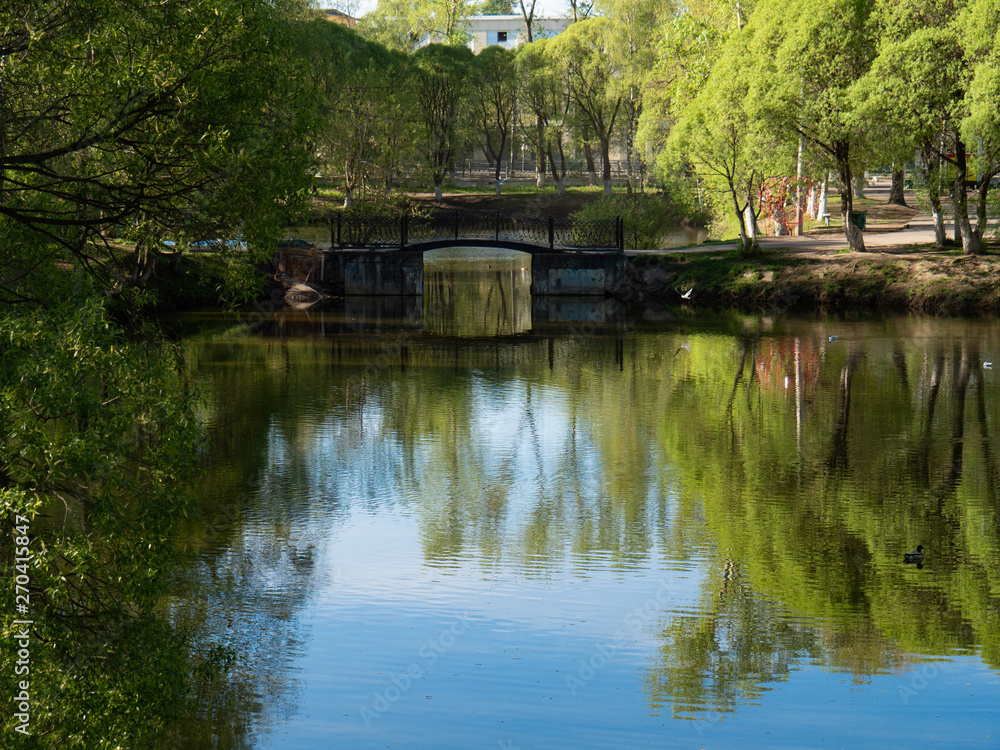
985, 361, 994, 369
829, 335, 838, 342
679, 287, 694, 299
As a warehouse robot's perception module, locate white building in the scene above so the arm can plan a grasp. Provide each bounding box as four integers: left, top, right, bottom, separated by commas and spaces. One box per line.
458, 15, 571, 53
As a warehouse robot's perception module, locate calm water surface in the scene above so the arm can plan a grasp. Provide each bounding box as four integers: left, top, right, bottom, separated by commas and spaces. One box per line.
166, 279, 1000, 748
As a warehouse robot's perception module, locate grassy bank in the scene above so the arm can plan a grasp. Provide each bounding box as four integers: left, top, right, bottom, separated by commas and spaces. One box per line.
628, 244, 1000, 314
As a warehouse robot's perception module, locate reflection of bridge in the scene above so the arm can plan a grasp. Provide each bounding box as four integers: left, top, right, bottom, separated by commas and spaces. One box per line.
333, 210, 624, 253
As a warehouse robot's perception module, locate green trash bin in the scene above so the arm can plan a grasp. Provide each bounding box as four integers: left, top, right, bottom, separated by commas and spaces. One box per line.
850, 210, 867, 231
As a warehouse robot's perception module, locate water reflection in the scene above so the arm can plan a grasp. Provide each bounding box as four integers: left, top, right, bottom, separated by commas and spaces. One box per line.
169, 312, 1000, 748
423, 246, 531, 337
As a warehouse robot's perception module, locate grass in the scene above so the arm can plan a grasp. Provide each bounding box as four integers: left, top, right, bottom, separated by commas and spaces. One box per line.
439, 182, 606, 195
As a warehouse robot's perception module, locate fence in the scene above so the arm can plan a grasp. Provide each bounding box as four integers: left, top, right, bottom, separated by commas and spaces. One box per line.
332, 210, 624, 251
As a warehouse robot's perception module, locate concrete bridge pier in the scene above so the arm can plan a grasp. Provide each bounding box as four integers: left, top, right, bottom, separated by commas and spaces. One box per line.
529, 252, 627, 296
323, 249, 626, 297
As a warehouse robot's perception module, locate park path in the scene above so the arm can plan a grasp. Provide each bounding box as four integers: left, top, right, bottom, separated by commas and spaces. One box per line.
627, 185, 958, 257
627, 214, 944, 257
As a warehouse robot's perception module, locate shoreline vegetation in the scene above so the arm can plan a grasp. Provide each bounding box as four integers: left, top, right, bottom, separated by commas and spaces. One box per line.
157, 184, 1000, 317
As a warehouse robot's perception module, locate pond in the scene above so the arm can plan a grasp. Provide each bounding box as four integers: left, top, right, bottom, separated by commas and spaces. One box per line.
164, 286, 1000, 748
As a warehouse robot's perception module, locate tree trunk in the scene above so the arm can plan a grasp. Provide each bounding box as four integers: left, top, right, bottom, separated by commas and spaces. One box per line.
548, 148, 567, 195
920, 143, 947, 247
853, 174, 866, 199
794, 135, 804, 235
600, 138, 613, 197
836, 145, 865, 252
953, 145, 978, 255
817, 174, 828, 221
745, 204, 759, 247
535, 115, 546, 188
888, 168, 908, 206
582, 122, 596, 186
731, 188, 750, 254
972, 176, 996, 249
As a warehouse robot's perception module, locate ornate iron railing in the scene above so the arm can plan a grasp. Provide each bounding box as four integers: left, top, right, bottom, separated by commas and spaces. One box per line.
332, 210, 623, 251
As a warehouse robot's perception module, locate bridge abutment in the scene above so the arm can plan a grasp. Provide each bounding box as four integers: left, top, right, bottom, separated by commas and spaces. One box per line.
325, 250, 425, 296
529, 252, 626, 296
320, 248, 626, 297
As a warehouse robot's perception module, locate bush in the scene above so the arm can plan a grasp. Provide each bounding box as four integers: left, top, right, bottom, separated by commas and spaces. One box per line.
569, 191, 701, 250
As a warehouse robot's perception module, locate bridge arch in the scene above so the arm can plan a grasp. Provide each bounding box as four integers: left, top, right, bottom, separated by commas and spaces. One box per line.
400, 238, 557, 255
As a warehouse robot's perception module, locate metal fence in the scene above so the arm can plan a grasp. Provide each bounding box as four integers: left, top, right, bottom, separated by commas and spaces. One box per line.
333, 210, 623, 251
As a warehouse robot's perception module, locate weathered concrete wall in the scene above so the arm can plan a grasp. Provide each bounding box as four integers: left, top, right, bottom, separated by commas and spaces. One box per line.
530, 252, 626, 296
325, 251, 424, 296
322, 249, 625, 297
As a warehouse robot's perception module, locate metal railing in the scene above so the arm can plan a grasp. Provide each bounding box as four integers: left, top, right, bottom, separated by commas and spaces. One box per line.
332, 210, 623, 252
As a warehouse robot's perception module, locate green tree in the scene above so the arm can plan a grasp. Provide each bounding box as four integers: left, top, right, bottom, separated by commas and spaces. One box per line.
412, 44, 475, 201
518, 40, 573, 194
598, 0, 672, 192
0, 293, 214, 747
854, 23, 967, 248
469, 46, 520, 192
0, 0, 318, 302
305, 20, 415, 207
359, 0, 474, 51
955, 0, 1000, 251
550, 18, 623, 196
668, 33, 770, 254
746, 0, 879, 252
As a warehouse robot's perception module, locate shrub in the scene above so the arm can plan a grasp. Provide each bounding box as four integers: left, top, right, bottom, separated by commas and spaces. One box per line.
570, 192, 694, 250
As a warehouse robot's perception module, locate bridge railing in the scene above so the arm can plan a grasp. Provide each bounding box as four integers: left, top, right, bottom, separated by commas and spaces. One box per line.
332, 210, 623, 251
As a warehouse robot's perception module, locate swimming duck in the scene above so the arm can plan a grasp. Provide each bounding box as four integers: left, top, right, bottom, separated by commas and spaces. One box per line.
903, 545, 925, 563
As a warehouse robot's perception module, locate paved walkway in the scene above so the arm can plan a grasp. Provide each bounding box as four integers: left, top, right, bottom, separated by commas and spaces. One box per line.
628, 185, 964, 256
627, 214, 946, 257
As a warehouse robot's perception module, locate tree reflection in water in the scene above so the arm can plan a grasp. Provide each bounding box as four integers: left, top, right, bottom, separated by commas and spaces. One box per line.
171, 312, 1000, 745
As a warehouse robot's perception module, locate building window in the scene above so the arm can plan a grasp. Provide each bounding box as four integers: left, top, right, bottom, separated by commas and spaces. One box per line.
497, 31, 507, 42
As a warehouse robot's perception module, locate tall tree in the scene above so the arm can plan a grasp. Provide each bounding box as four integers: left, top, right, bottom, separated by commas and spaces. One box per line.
954, 0, 1000, 253
412, 44, 475, 201
668, 30, 778, 254
359, 0, 474, 51
550, 18, 623, 196
0, 0, 318, 301
599, 0, 670, 193
854, 25, 967, 248
637, 0, 751, 186
519, 39, 573, 194
469, 46, 520, 192
306, 20, 415, 208
747, 0, 880, 252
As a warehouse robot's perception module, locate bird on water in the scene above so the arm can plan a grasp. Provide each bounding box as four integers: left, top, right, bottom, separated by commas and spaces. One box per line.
903, 545, 925, 564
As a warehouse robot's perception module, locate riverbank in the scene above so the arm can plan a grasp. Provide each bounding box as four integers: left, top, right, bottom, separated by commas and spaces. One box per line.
623, 187, 999, 314
625, 242, 1000, 315
151, 186, 1000, 315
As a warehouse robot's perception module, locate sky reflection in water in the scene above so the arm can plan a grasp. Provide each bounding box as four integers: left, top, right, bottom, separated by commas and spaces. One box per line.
175, 306, 1000, 749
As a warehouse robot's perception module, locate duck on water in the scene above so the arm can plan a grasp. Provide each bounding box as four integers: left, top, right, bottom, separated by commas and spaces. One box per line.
903, 545, 925, 564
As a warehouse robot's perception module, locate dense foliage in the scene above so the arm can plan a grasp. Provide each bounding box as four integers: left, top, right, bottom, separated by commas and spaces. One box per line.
3, 0, 1000, 744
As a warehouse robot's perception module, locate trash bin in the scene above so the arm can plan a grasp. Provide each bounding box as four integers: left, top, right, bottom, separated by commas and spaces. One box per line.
850, 210, 867, 231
